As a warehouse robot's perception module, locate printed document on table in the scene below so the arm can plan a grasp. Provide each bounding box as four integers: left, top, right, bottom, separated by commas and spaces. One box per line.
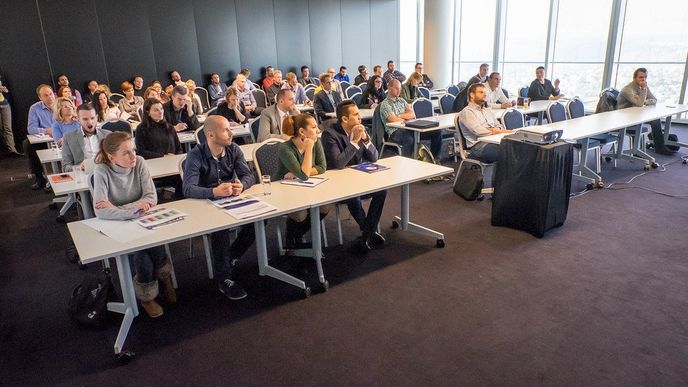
219, 195, 277, 219
280, 176, 327, 187
83, 218, 152, 244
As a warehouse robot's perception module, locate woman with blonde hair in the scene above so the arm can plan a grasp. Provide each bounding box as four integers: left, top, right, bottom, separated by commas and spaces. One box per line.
185, 79, 204, 114
92, 131, 176, 318
275, 113, 330, 247
400, 71, 423, 103
51, 97, 80, 144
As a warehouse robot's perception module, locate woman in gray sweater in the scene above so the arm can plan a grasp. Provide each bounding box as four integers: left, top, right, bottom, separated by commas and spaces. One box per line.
92, 131, 176, 318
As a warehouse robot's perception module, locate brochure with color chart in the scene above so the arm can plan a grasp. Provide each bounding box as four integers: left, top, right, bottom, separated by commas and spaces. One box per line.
135, 207, 187, 230
217, 195, 277, 220
280, 176, 327, 187
348, 162, 389, 173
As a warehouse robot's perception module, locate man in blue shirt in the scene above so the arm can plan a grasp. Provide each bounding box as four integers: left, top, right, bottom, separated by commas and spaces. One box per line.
334, 66, 350, 83
207, 73, 227, 107
23, 84, 56, 190
182, 115, 255, 301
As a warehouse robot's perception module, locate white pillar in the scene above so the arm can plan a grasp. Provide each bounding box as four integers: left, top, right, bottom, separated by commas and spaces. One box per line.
423, 0, 454, 88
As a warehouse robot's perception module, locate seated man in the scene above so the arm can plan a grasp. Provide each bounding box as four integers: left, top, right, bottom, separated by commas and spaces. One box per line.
354, 65, 369, 86
232, 74, 261, 116
527, 66, 562, 101
314, 68, 344, 98
617, 67, 673, 155
56, 74, 83, 106
321, 100, 387, 253
169, 70, 184, 87
257, 89, 298, 142
282, 72, 311, 105
458, 83, 511, 163
415, 62, 434, 89
23, 84, 56, 190
373, 65, 388, 90
484, 72, 515, 109
313, 73, 343, 122
383, 60, 406, 84
261, 66, 275, 90
239, 69, 255, 91
182, 115, 255, 300
467, 63, 489, 87
298, 65, 317, 86
265, 70, 285, 105
208, 73, 228, 107
133, 75, 145, 97
380, 79, 442, 159
163, 85, 200, 132
334, 66, 350, 83
61, 104, 110, 172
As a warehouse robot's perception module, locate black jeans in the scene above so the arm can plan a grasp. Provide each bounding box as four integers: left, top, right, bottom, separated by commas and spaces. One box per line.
210, 225, 256, 280
469, 142, 500, 163
345, 190, 387, 236
23, 139, 47, 184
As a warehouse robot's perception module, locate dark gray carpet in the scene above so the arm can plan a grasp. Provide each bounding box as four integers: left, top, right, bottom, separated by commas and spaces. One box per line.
1, 128, 687, 386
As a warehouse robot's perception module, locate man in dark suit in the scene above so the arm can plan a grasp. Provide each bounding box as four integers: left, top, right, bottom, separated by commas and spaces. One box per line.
163, 85, 200, 133
313, 73, 343, 122
321, 100, 387, 253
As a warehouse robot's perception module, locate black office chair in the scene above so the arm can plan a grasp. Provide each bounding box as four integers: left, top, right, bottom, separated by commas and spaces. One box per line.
251, 118, 261, 142
370, 105, 401, 157
339, 81, 351, 94
350, 93, 363, 106
252, 89, 267, 110
194, 126, 206, 144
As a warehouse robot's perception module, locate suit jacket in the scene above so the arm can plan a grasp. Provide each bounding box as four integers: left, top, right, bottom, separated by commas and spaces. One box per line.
313, 90, 343, 122
321, 121, 379, 170
61, 127, 111, 171
257, 104, 299, 142
163, 100, 200, 132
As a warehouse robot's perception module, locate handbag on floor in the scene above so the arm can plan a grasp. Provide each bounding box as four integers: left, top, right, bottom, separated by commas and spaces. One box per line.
68, 268, 116, 327
453, 164, 484, 201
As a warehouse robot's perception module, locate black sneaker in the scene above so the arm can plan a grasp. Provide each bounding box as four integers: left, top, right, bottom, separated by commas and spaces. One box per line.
218, 278, 247, 300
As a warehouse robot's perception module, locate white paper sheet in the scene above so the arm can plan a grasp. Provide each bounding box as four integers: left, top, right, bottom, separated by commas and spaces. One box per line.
83, 217, 153, 244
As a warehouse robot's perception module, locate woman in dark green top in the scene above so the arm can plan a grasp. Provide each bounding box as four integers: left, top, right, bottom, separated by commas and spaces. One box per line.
276, 113, 330, 247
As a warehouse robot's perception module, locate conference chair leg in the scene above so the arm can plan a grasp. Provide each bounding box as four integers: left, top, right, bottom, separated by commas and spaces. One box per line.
321, 220, 328, 248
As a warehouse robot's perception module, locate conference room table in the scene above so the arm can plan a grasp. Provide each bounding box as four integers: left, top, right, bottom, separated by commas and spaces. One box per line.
66, 156, 452, 356
479, 104, 688, 186
27, 133, 55, 145
491, 99, 551, 124
386, 113, 458, 156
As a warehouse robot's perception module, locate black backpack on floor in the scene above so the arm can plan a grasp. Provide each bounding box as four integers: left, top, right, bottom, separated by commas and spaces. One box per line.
68, 268, 116, 327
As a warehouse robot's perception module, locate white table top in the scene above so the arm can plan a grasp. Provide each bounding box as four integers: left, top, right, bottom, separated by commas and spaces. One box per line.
27, 134, 54, 144
67, 156, 452, 264
490, 99, 551, 118
325, 108, 374, 120
296, 104, 314, 112
480, 104, 688, 144
37, 148, 62, 164
429, 88, 447, 98
387, 113, 458, 132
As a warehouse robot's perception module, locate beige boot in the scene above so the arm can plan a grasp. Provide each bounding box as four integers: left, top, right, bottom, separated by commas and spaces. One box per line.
155, 259, 177, 304
134, 277, 163, 318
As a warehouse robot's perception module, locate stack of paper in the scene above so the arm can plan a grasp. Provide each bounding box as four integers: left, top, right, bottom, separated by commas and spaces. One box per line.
280, 176, 327, 187
135, 207, 187, 230
210, 195, 277, 219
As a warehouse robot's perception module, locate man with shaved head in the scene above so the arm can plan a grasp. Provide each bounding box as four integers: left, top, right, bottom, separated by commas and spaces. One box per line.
182, 115, 255, 301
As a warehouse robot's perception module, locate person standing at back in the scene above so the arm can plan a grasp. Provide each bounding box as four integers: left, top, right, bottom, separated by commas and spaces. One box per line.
0, 74, 20, 156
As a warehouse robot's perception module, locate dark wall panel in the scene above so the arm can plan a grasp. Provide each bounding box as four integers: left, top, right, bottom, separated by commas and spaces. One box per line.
193, 0, 242, 84
95, 0, 158, 91
341, 0, 372, 74
236, 0, 278, 81
274, 0, 312, 76
38, 0, 108, 94
0, 1, 53, 138
370, 0, 399, 69
308, 0, 343, 75
148, 0, 203, 85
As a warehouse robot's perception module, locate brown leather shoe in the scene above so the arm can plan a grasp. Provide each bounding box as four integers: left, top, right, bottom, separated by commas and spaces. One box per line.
141, 300, 164, 318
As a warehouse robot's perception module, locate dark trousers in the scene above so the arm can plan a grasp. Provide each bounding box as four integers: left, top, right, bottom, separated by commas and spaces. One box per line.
345, 190, 387, 236
390, 129, 443, 159
153, 176, 184, 200
210, 225, 255, 279
132, 246, 167, 283
648, 119, 665, 149
23, 139, 47, 184
470, 142, 500, 163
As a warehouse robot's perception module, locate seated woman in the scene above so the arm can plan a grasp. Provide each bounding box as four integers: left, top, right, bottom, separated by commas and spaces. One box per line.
143, 86, 161, 101
57, 86, 81, 108
400, 71, 422, 103
275, 113, 331, 247
52, 97, 80, 145
150, 80, 168, 103
93, 90, 123, 126
135, 98, 184, 199
215, 88, 248, 125
92, 131, 176, 318
185, 79, 204, 114
360, 75, 386, 109
281, 72, 311, 105
118, 81, 144, 120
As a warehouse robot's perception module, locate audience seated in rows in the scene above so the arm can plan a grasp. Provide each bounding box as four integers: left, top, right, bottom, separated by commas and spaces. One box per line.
354, 65, 370, 86
282, 72, 311, 105
383, 60, 406, 85
163, 85, 200, 133
334, 66, 350, 83
208, 73, 227, 107
257, 89, 298, 142
313, 73, 343, 122
457, 83, 511, 163
62, 104, 110, 173
359, 75, 386, 109
298, 65, 318, 87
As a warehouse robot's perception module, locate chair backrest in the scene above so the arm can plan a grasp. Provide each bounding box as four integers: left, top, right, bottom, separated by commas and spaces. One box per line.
566, 97, 585, 119
205, 106, 217, 116
251, 117, 261, 141
457, 81, 468, 92
452, 88, 469, 113
502, 88, 510, 99
358, 83, 368, 93
312, 78, 320, 86
418, 87, 430, 99
453, 115, 470, 160
518, 86, 529, 98
595, 88, 618, 113
340, 81, 351, 93
110, 93, 124, 104
195, 126, 206, 145
370, 105, 386, 151
178, 155, 187, 179
350, 93, 363, 106
546, 102, 567, 123
195, 87, 210, 112
252, 89, 267, 108
447, 85, 459, 96
439, 94, 455, 114
305, 88, 315, 102
345, 85, 362, 98
501, 109, 525, 130
304, 83, 316, 91
252, 82, 261, 90
252, 138, 286, 178
102, 120, 132, 134
412, 98, 433, 118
